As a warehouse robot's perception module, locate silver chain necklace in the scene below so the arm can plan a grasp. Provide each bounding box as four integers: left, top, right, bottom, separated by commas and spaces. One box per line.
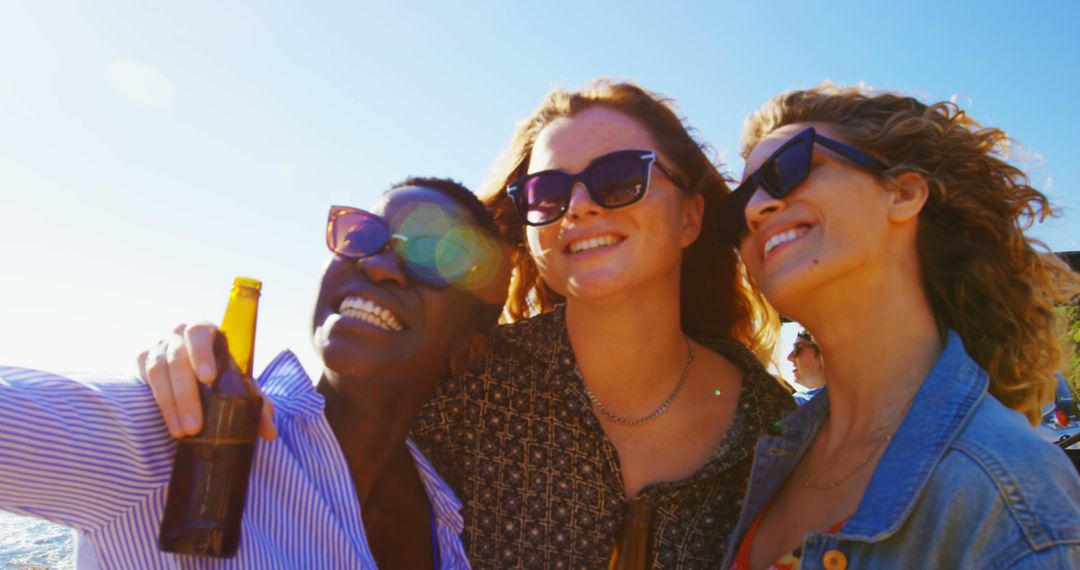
583, 337, 695, 426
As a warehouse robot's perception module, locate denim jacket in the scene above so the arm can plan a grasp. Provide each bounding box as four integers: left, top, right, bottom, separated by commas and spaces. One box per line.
723, 331, 1080, 569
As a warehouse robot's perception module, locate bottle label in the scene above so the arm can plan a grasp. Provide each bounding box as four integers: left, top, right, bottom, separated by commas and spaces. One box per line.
188, 445, 231, 521
176, 394, 260, 523
199, 393, 261, 443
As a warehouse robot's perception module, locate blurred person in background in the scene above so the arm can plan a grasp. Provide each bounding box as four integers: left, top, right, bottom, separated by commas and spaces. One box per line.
788, 328, 825, 406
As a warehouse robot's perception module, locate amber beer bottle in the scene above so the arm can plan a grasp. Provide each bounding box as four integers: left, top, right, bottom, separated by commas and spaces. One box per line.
159, 277, 263, 557
608, 498, 655, 570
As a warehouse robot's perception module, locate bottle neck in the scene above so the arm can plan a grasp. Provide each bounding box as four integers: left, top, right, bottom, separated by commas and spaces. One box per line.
220, 285, 259, 377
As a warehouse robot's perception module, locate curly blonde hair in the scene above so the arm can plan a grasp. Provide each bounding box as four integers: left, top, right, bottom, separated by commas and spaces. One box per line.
480, 80, 777, 359
742, 84, 1080, 423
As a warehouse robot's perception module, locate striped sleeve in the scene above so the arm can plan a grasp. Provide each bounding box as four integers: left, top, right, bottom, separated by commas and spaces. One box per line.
0, 366, 175, 533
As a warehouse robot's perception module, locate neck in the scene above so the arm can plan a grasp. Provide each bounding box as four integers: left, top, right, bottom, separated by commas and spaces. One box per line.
316, 371, 434, 505
799, 375, 825, 390
793, 256, 942, 448
565, 278, 688, 412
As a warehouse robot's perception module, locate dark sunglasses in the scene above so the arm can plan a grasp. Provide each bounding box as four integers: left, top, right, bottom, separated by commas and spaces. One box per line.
326, 205, 481, 287
506, 149, 686, 227
712, 127, 888, 245
791, 342, 818, 358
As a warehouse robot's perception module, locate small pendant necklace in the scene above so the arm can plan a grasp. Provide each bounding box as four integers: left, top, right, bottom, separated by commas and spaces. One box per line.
584, 336, 694, 427
802, 397, 916, 491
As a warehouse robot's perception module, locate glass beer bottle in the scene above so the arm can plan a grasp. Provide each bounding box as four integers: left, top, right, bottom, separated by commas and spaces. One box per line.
608, 498, 655, 570
159, 277, 263, 557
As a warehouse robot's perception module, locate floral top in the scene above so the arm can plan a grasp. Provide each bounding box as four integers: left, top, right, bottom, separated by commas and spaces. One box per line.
730, 504, 850, 570
412, 305, 794, 569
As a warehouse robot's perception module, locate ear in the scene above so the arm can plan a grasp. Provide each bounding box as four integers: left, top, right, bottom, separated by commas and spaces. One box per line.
449, 332, 490, 375
885, 172, 929, 224
681, 193, 706, 247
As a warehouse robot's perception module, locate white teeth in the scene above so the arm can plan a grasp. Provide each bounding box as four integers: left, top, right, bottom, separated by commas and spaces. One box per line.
763, 227, 808, 257
567, 234, 621, 254
338, 296, 404, 332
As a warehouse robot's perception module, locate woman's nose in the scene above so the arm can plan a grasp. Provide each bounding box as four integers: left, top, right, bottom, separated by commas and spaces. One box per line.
354, 248, 409, 287
744, 188, 785, 235
565, 182, 601, 221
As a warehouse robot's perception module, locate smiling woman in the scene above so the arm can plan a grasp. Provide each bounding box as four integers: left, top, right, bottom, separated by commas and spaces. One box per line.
1, 177, 509, 569
721, 84, 1080, 569
410, 80, 793, 568
131, 80, 793, 568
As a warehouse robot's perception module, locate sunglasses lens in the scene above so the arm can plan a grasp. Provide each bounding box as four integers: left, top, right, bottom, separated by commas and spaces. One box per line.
400, 234, 474, 287
761, 137, 812, 198
589, 154, 648, 208
330, 211, 390, 257
520, 174, 570, 225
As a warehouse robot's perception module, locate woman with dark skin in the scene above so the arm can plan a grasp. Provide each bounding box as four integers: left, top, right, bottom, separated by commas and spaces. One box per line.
134, 178, 507, 568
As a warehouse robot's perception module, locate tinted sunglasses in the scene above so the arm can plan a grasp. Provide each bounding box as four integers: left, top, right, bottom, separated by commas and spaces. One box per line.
790, 342, 818, 358
326, 205, 481, 287
506, 149, 686, 227
712, 127, 888, 245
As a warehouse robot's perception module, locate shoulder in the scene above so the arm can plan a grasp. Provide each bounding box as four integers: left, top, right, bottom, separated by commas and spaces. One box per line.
951, 395, 1080, 496
698, 338, 795, 422
488, 308, 565, 356
255, 350, 323, 417
919, 395, 1080, 556
462, 308, 572, 386
685, 338, 796, 449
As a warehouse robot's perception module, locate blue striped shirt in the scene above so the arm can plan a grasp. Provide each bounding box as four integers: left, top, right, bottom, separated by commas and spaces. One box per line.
0, 351, 469, 569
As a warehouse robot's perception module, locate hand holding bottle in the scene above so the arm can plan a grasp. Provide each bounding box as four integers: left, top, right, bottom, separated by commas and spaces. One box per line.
137, 324, 277, 441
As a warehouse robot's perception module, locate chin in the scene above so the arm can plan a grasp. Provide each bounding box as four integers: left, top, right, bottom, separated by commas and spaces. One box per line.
757, 250, 837, 312
319, 341, 386, 380
564, 271, 634, 302
758, 273, 818, 321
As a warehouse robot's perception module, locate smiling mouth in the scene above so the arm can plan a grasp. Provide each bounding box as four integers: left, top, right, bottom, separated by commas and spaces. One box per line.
566, 234, 624, 255
763, 226, 810, 257
339, 296, 404, 332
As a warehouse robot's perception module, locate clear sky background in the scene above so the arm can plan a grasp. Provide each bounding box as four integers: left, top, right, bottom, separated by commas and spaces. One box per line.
1, 1, 1078, 383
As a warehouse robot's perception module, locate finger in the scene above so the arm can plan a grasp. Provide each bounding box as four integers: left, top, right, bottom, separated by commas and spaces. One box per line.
258, 397, 277, 441
184, 322, 219, 384
165, 335, 204, 436
143, 344, 184, 438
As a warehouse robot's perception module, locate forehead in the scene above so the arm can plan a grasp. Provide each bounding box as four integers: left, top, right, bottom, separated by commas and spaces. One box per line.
742, 121, 847, 178
528, 106, 658, 174
372, 185, 473, 230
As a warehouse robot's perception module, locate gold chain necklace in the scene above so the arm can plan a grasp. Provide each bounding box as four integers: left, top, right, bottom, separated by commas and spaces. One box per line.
802, 433, 893, 490
802, 397, 915, 491
584, 337, 694, 426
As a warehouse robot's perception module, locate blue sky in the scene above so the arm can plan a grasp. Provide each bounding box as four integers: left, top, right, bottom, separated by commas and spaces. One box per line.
1, 1, 1077, 380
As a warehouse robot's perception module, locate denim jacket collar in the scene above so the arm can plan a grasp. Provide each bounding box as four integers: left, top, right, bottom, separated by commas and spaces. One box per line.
738, 330, 987, 547
841, 330, 985, 540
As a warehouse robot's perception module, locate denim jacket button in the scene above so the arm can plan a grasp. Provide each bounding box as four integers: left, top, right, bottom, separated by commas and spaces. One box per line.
822, 549, 847, 570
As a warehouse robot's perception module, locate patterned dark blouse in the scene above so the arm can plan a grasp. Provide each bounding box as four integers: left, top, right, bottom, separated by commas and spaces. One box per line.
412, 305, 794, 569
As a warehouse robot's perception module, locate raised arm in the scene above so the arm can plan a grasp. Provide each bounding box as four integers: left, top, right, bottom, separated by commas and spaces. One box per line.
0, 366, 174, 532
